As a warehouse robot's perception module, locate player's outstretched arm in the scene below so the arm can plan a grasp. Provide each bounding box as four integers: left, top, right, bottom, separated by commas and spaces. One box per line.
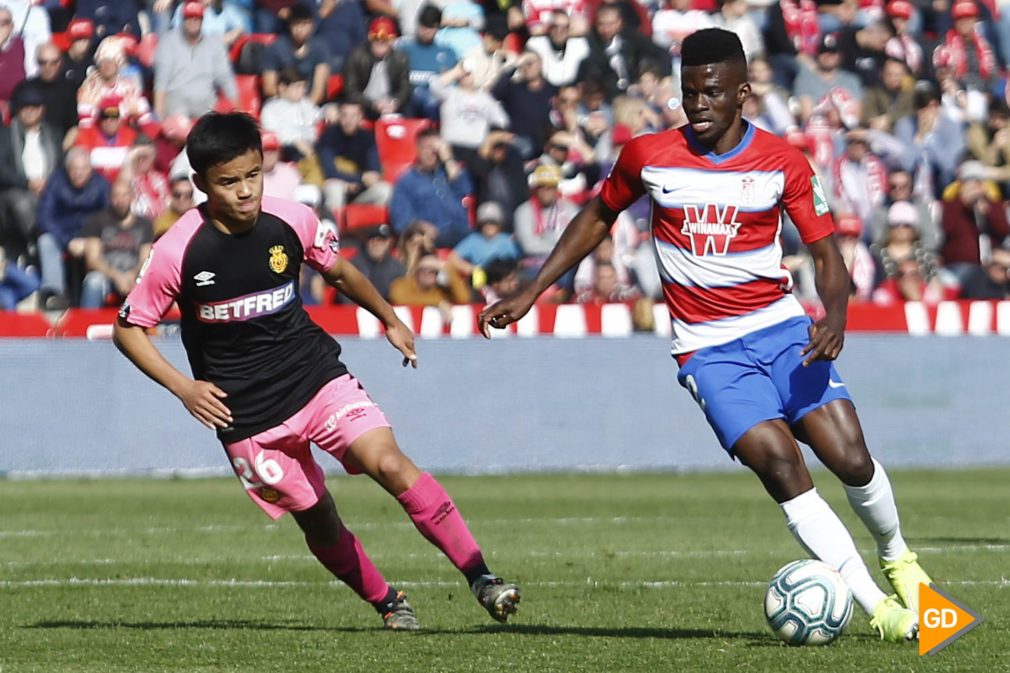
478, 196, 618, 337
801, 235, 849, 366
323, 256, 418, 368
112, 318, 233, 429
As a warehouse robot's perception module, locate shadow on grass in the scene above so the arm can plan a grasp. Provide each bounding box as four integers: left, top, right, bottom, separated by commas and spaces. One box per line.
481, 625, 885, 647
28, 619, 358, 632
28, 619, 770, 641
455, 624, 771, 640
29, 614, 892, 642
743, 632, 883, 648
906, 536, 1010, 545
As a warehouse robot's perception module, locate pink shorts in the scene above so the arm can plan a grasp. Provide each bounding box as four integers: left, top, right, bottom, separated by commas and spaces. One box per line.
223, 374, 391, 519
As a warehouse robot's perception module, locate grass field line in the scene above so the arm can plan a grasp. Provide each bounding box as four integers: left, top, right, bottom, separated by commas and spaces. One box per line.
2, 577, 1008, 590
0, 516, 721, 538
3, 517, 1010, 542
5, 543, 1009, 569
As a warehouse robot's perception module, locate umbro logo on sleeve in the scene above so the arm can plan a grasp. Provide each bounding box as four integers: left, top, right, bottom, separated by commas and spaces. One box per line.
194, 271, 216, 287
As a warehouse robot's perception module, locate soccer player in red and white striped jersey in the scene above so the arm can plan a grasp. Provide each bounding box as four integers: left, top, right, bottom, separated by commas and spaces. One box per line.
480, 28, 931, 643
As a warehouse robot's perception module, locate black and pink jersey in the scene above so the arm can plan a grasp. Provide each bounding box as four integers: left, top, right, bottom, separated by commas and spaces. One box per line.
600, 122, 836, 356
120, 195, 347, 442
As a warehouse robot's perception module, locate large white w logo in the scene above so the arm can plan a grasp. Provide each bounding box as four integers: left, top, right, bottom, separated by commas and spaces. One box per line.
681, 204, 742, 256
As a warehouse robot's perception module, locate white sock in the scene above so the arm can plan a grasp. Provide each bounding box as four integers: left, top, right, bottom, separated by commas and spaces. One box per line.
781, 488, 887, 615
843, 458, 907, 561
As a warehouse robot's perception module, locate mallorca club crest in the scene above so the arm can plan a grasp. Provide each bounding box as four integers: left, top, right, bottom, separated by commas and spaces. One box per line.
681, 203, 742, 256
268, 245, 288, 274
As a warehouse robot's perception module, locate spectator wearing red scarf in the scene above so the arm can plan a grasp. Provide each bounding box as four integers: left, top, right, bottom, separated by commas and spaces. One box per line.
932, 0, 998, 93
764, 0, 821, 88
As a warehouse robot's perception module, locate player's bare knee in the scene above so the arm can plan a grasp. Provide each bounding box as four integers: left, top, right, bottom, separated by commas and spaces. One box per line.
758, 454, 805, 485
371, 448, 412, 488
831, 448, 874, 486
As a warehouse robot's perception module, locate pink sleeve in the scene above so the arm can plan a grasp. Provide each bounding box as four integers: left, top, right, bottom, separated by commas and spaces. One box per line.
121, 218, 194, 328
263, 196, 340, 273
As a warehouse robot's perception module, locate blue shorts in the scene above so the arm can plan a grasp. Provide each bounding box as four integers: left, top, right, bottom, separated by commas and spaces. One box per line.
676, 316, 852, 453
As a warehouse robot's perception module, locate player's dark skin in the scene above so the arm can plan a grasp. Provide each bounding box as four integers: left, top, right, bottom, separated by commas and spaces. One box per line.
478, 57, 876, 503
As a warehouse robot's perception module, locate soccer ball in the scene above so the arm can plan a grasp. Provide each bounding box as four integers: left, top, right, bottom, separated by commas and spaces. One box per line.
764, 559, 854, 645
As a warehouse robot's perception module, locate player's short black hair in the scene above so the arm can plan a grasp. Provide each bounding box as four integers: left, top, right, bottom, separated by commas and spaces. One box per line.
187, 112, 262, 177
680, 28, 746, 69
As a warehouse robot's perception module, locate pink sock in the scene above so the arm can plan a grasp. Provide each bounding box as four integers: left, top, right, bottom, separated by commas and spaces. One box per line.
397, 472, 485, 574
308, 523, 390, 604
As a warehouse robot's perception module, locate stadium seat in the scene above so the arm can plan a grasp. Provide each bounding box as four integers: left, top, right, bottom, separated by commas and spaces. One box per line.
374, 116, 432, 182
136, 32, 158, 68
461, 194, 477, 227
342, 203, 389, 233
503, 32, 525, 54
228, 32, 278, 65
235, 74, 263, 116
326, 74, 344, 100
50, 31, 69, 52
216, 74, 263, 117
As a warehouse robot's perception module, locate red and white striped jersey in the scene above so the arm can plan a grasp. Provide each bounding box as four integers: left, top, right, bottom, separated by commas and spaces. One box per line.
600, 122, 835, 358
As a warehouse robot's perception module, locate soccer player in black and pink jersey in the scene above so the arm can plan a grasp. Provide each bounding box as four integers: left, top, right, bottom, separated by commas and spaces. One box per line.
113, 112, 519, 630
479, 28, 931, 643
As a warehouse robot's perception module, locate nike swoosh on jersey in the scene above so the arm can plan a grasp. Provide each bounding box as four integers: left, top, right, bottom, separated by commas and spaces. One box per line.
828, 380, 846, 388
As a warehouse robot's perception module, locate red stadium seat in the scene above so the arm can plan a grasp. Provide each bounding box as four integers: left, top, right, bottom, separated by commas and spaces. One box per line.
228, 32, 278, 64
216, 74, 263, 117
503, 32, 525, 54
51, 31, 70, 52
326, 74, 344, 100
342, 203, 389, 233
136, 32, 158, 68
461, 194, 476, 227
374, 116, 432, 182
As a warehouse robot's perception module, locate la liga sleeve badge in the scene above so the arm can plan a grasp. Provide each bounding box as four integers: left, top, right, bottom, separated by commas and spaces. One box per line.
811, 176, 830, 216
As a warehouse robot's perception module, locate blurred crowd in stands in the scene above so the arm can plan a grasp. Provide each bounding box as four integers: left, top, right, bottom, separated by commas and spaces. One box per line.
3, 0, 1010, 317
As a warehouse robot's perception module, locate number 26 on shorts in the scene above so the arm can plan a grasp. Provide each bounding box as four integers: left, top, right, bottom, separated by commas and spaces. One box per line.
232, 452, 285, 490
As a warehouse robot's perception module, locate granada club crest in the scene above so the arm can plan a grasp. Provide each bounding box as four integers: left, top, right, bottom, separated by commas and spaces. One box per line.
269, 245, 288, 273
740, 176, 755, 205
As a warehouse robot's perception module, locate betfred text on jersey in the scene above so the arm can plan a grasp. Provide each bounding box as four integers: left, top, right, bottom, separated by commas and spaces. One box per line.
197, 280, 296, 323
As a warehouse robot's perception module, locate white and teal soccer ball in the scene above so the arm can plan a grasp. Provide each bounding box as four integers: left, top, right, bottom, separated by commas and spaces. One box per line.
764, 559, 854, 645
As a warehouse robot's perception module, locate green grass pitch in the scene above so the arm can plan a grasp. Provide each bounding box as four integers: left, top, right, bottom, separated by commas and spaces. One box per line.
1, 469, 1006, 672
